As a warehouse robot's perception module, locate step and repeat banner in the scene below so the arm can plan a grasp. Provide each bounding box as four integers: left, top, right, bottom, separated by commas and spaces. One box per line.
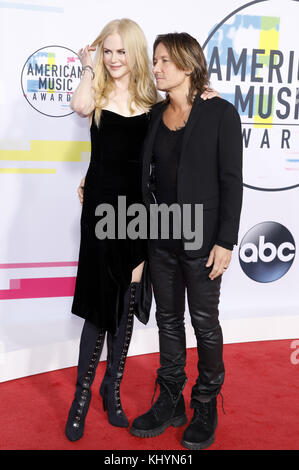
0, 0, 298, 381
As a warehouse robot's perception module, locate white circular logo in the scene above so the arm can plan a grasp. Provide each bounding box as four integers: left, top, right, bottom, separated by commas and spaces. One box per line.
21, 45, 82, 117
239, 221, 296, 282
204, 0, 299, 191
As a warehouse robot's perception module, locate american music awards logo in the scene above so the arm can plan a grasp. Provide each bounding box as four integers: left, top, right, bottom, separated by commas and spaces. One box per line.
203, 0, 299, 191
21, 45, 82, 117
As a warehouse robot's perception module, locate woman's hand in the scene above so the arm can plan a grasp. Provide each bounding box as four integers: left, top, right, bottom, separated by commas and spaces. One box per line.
78, 45, 96, 69
206, 244, 232, 280
201, 87, 221, 100
78, 176, 85, 205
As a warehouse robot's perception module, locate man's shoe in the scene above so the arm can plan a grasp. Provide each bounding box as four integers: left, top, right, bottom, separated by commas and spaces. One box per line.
130, 379, 187, 438
181, 397, 218, 450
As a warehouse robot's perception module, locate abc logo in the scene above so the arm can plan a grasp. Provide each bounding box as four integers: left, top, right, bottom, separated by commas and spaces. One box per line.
239, 222, 296, 282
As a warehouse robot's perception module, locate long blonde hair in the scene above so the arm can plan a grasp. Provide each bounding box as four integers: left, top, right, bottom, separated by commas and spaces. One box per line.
90, 18, 158, 126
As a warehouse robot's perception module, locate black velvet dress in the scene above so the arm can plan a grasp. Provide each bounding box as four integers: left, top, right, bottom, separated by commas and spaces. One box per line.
71, 110, 149, 334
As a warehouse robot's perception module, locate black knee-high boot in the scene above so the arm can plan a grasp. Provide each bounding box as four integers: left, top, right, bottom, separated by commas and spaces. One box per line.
99, 282, 137, 427
65, 320, 106, 441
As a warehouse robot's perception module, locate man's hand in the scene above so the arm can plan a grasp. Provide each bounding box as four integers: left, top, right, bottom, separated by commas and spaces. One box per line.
206, 244, 232, 280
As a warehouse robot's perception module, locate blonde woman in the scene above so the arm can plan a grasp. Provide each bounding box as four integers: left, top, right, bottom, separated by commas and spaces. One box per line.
65, 18, 217, 442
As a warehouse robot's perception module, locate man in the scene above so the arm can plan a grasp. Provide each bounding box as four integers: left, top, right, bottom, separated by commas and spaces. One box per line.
130, 32, 243, 450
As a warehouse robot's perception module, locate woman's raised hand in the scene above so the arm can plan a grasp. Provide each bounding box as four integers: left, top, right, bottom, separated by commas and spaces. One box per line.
78, 45, 96, 68
77, 175, 86, 205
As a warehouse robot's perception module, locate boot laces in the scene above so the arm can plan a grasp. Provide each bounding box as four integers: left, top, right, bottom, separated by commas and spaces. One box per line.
150, 380, 171, 420
219, 391, 226, 415
150, 378, 187, 421
193, 392, 226, 426
194, 402, 210, 426
151, 379, 159, 407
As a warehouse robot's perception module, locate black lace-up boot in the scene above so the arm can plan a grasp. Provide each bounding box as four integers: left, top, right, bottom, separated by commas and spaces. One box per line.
65, 321, 106, 441
99, 283, 136, 427
181, 397, 218, 450
130, 378, 187, 438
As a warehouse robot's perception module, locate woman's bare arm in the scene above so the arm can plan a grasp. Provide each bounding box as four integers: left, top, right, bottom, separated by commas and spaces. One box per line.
70, 45, 96, 117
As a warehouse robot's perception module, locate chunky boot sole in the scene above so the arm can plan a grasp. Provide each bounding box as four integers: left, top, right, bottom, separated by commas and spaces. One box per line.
130, 414, 187, 438
181, 432, 215, 450
181, 413, 218, 450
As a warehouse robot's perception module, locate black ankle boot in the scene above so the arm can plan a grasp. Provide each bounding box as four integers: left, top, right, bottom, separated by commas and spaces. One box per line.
99, 283, 136, 427
65, 321, 106, 441
130, 378, 187, 438
181, 397, 218, 450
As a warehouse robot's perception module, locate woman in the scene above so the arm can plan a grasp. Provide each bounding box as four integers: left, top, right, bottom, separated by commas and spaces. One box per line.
130, 33, 243, 450
66, 19, 218, 442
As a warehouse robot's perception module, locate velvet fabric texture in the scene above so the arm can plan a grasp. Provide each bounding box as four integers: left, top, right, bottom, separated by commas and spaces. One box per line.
72, 110, 149, 334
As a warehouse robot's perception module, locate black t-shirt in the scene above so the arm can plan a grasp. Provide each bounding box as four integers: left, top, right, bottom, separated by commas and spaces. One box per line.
151, 118, 185, 247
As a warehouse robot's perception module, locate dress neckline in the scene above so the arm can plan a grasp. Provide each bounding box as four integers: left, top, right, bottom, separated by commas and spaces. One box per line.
102, 109, 147, 119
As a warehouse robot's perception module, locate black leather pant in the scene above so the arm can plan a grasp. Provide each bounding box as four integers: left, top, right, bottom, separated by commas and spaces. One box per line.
148, 242, 225, 406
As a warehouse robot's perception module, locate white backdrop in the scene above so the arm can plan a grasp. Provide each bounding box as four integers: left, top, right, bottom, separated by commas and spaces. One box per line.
0, 0, 298, 382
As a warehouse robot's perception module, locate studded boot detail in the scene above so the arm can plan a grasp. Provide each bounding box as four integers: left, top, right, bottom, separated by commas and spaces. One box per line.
100, 283, 136, 427
65, 321, 106, 441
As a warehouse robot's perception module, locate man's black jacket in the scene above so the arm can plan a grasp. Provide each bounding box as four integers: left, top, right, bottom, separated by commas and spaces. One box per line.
141, 94, 243, 257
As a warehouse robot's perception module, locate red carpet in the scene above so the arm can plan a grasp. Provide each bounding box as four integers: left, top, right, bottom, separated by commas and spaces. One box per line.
1, 339, 299, 450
